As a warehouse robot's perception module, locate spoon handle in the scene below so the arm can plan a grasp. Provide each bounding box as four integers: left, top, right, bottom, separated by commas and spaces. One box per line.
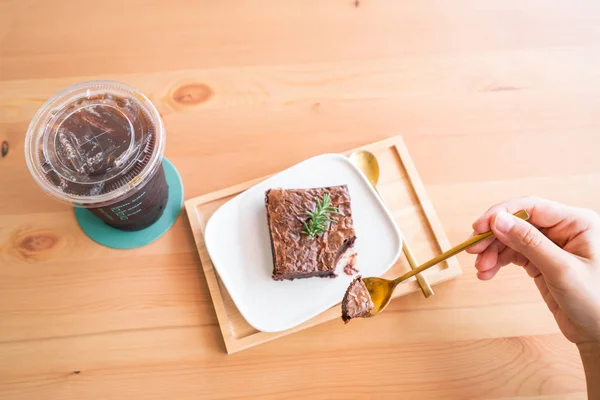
371, 185, 434, 297
393, 210, 529, 285
402, 241, 434, 297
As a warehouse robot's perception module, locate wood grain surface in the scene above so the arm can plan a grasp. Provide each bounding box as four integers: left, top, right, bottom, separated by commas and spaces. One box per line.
1, 1, 599, 398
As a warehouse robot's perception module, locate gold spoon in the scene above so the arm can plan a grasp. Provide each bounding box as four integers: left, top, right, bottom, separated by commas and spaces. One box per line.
349, 150, 435, 298
362, 209, 530, 317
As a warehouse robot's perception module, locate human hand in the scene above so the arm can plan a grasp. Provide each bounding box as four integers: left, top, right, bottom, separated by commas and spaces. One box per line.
467, 197, 600, 345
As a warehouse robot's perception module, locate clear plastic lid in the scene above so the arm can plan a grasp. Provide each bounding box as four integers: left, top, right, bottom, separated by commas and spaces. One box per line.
25, 81, 165, 208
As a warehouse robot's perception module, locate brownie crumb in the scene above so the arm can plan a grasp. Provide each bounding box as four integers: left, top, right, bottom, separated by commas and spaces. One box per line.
343, 253, 358, 276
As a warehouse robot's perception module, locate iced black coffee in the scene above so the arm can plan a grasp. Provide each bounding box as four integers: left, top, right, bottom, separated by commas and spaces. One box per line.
25, 81, 168, 231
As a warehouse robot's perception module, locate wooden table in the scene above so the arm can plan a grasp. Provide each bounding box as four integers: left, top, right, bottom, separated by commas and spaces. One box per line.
1, 1, 599, 398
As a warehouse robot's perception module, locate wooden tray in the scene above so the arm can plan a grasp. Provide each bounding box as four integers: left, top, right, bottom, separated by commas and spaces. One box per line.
185, 136, 462, 354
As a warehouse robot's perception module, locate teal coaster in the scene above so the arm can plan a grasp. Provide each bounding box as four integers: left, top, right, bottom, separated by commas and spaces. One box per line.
75, 158, 184, 249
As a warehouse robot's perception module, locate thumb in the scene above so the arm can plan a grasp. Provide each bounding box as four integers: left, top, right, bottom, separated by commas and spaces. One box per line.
491, 211, 570, 279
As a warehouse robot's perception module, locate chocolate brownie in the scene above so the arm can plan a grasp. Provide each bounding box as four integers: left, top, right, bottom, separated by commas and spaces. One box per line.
265, 185, 356, 280
341, 276, 374, 323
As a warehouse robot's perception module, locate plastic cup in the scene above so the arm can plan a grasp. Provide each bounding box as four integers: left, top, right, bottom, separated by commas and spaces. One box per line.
25, 81, 169, 231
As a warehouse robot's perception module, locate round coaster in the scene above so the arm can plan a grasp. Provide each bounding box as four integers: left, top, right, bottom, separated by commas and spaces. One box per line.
75, 158, 184, 249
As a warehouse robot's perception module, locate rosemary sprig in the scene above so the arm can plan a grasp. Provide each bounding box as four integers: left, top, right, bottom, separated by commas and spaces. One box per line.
302, 193, 342, 239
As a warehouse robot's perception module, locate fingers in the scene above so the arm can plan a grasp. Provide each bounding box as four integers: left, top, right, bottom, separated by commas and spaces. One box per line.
490, 211, 572, 282
472, 196, 574, 234
477, 264, 501, 280
475, 241, 503, 272
475, 247, 539, 281
470, 197, 591, 282
544, 208, 600, 251
466, 235, 495, 254
475, 245, 527, 281
496, 246, 530, 269
468, 196, 574, 256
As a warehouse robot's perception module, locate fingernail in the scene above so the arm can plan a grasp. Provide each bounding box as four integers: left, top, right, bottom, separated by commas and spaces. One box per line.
494, 212, 514, 233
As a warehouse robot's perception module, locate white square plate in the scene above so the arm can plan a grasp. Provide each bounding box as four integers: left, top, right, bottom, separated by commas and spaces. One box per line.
204, 154, 402, 332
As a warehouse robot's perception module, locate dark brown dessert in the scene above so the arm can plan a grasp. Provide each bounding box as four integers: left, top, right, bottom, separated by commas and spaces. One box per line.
265, 185, 356, 280
341, 276, 375, 323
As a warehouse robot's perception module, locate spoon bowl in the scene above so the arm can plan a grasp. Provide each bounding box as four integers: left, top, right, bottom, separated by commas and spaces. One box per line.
362, 277, 396, 316
349, 150, 380, 188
